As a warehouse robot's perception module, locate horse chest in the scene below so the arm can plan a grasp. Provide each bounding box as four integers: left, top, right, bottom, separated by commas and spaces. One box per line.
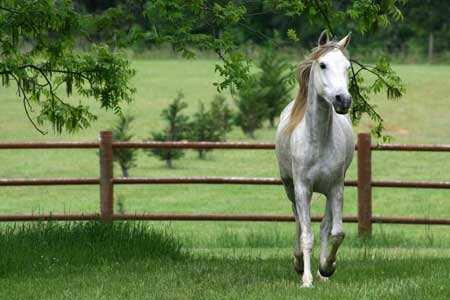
296, 145, 346, 191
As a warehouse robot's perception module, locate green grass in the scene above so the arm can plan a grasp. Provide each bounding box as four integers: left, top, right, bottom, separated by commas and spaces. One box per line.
0, 222, 449, 300
0, 61, 450, 298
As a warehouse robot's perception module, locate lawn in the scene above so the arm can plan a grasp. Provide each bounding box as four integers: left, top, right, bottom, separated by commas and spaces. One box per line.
0, 60, 449, 299
1, 222, 449, 300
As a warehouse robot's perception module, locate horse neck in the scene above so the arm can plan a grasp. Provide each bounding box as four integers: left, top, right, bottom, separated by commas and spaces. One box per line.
304, 78, 333, 147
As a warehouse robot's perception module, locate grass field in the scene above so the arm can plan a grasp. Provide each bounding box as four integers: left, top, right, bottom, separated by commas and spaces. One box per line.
0, 61, 450, 299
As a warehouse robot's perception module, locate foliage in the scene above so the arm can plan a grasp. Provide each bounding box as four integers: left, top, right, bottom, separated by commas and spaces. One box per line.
209, 94, 233, 133
6, 1, 444, 138
190, 94, 233, 158
82, 0, 147, 49
76, 1, 449, 61
258, 46, 294, 127
110, 114, 138, 177
147, 92, 189, 168
400, 0, 449, 62
233, 75, 268, 138
144, 0, 407, 140
0, 1, 135, 134
349, 57, 405, 141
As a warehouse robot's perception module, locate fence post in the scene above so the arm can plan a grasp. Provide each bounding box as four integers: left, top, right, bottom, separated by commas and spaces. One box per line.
357, 133, 372, 237
99, 131, 114, 223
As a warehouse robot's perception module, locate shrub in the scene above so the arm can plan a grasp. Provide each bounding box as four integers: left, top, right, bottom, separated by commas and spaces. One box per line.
233, 75, 268, 138
190, 95, 233, 158
258, 47, 294, 127
110, 114, 138, 177
147, 92, 189, 168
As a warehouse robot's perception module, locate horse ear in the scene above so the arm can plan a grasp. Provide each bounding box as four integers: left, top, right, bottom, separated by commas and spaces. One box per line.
317, 30, 329, 47
337, 32, 351, 49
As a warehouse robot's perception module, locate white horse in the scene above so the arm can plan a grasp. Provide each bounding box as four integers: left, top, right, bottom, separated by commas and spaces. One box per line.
275, 31, 354, 287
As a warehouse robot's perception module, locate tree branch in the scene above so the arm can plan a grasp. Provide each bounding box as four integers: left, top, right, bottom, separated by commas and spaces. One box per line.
10, 73, 47, 134
312, 0, 335, 36
350, 59, 399, 94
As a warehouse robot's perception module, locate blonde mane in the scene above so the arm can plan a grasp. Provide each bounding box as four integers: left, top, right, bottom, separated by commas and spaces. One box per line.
284, 41, 348, 135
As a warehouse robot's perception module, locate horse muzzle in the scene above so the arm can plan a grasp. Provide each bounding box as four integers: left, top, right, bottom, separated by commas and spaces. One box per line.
333, 94, 352, 114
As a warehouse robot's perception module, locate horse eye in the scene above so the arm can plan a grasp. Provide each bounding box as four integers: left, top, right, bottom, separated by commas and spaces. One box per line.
319, 62, 326, 70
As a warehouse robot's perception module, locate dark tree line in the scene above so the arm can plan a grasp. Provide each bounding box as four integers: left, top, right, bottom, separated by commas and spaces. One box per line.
74, 0, 449, 62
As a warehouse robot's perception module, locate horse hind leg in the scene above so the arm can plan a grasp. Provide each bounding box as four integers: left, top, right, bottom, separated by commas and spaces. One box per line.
319, 231, 345, 277
293, 216, 304, 276
294, 187, 314, 288
282, 178, 304, 277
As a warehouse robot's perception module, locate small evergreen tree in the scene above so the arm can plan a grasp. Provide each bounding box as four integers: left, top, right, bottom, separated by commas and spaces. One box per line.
210, 94, 233, 135
190, 102, 211, 159
147, 92, 189, 168
258, 47, 294, 127
233, 75, 268, 138
190, 95, 233, 158
110, 114, 138, 177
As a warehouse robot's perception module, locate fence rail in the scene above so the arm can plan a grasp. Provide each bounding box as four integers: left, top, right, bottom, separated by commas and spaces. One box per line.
2, 177, 450, 189
1, 213, 450, 225
2, 141, 450, 151
1, 131, 450, 237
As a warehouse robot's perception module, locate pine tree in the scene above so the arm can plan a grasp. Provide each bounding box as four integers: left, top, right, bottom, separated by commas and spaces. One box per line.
233, 75, 268, 138
110, 114, 137, 177
190, 95, 233, 158
210, 94, 233, 135
258, 47, 294, 127
147, 92, 189, 168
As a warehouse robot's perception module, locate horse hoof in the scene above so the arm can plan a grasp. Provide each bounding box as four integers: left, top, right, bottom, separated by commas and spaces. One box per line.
317, 270, 330, 282
318, 261, 336, 278
301, 282, 313, 288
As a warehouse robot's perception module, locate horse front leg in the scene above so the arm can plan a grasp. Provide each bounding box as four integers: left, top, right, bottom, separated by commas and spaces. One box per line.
319, 184, 345, 278
317, 197, 332, 281
282, 178, 304, 276
292, 207, 303, 277
293, 183, 313, 288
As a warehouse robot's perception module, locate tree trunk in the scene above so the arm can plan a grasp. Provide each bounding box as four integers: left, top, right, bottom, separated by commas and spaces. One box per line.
166, 157, 173, 168
269, 117, 275, 128
198, 149, 205, 159
428, 31, 434, 64
120, 165, 129, 178
246, 130, 256, 139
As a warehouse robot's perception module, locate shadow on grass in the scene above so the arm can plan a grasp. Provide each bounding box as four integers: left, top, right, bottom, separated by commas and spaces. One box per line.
0, 221, 186, 277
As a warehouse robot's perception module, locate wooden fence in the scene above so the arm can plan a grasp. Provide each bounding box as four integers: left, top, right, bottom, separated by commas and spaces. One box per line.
1, 131, 450, 236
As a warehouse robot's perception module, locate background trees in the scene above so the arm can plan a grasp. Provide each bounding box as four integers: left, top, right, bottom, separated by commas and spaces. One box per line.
190, 95, 233, 159
402, 0, 449, 63
233, 75, 268, 138
1, 1, 448, 138
79, 0, 409, 139
73, 0, 448, 62
258, 47, 294, 128
110, 114, 138, 177
146, 92, 190, 168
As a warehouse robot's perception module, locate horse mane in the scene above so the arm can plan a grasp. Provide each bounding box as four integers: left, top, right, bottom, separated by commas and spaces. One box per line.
284, 41, 348, 135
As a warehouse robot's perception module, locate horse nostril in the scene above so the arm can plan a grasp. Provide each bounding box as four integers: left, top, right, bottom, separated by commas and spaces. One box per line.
335, 94, 342, 102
